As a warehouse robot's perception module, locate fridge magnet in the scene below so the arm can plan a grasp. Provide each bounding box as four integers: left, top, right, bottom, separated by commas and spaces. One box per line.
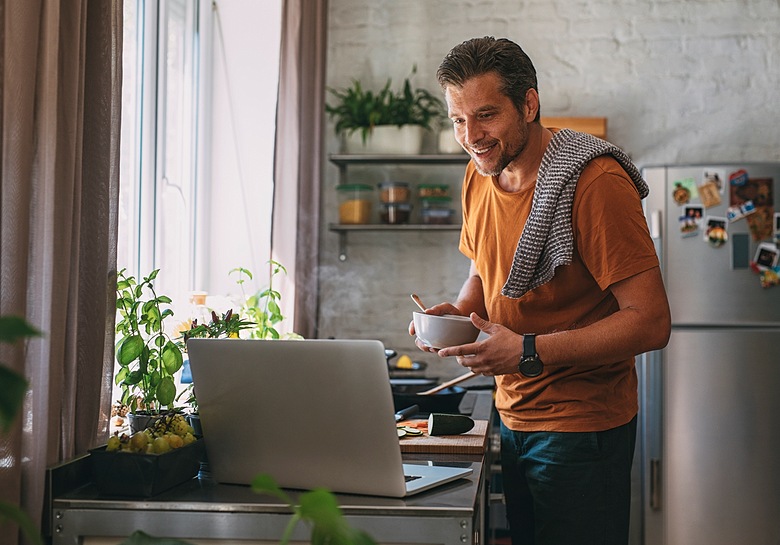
703, 216, 728, 247
753, 242, 779, 271
759, 267, 780, 289
730, 177, 774, 241
726, 200, 756, 222
728, 169, 749, 188
679, 206, 703, 237
672, 178, 697, 204
702, 169, 726, 194
679, 215, 699, 237
698, 179, 722, 208
774, 213, 780, 244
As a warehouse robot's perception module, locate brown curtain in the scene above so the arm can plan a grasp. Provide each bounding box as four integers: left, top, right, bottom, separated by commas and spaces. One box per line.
0, 1, 122, 543
272, 0, 328, 340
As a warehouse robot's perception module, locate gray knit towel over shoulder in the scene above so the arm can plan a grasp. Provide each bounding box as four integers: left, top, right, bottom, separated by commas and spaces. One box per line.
500, 128, 649, 299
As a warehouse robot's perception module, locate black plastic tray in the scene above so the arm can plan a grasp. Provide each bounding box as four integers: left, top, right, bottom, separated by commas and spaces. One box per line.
89, 439, 205, 497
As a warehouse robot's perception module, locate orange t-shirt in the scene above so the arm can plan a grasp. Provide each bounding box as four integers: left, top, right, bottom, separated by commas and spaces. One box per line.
459, 155, 659, 432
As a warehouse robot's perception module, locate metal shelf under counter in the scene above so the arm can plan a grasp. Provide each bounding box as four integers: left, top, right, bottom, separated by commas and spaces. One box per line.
46, 391, 496, 545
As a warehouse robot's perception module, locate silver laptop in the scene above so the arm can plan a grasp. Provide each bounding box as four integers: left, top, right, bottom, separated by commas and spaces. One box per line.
186, 338, 473, 497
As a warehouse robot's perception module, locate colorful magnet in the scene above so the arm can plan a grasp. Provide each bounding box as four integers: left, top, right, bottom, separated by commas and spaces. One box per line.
702, 169, 726, 194
698, 180, 722, 208
704, 216, 728, 247
726, 200, 756, 222
753, 242, 779, 271
672, 178, 697, 205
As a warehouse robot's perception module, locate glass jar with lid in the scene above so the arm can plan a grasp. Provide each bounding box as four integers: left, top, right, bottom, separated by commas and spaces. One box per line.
378, 181, 411, 204
336, 183, 373, 224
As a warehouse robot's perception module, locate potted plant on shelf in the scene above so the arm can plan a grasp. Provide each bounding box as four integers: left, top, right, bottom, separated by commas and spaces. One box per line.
115, 268, 185, 432
325, 66, 446, 155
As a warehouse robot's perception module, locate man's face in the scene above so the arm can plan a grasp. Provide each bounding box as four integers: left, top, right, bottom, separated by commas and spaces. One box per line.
444, 72, 529, 177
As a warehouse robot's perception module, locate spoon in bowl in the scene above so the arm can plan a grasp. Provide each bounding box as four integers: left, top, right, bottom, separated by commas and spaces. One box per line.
410, 293, 427, 312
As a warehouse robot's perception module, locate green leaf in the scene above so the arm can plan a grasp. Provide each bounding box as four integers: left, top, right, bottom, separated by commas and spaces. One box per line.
0, 366, 28, 433
156, 377, 176, 407
250, 474, 292, 503
117, 335, 144, 365
124, 370, 144, 386
161, 342, 183, 374
299, 488, 342, 526
114, 366, 129, 385
0, 500, 44, 545
0, 316, 41, 343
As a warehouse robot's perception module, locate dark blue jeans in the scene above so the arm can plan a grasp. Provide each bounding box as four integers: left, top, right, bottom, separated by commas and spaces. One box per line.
500, 416, 637, 545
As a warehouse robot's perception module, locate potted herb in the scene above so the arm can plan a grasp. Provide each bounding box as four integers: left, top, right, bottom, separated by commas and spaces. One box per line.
115, 268, 185, 432
325, 66, 446, 154
230, 261, 302, 340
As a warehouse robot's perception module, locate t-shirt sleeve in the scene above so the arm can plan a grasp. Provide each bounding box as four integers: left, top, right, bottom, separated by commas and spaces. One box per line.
574, 165, 660, 290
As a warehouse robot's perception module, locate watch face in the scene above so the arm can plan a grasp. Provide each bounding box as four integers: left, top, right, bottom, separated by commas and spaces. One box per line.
519, 357, 543, 377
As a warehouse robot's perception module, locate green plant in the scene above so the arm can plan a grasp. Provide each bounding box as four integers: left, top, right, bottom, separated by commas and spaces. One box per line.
231, 261, 301, 340
0, 315, 44, 545
180, 308, 255, 341
325, 66, 446, 143
115, 268, 184, 414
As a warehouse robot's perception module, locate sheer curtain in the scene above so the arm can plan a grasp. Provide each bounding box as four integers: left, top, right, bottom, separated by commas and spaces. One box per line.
0, 1, 122, 544
272, 0, 328, 340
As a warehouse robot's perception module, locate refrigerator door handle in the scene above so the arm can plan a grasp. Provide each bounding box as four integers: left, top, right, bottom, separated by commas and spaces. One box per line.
650, 458, 661, 510
649, 209, 662, 240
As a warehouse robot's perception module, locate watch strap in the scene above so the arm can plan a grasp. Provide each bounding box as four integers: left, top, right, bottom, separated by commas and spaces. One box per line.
523, 333, 536, 357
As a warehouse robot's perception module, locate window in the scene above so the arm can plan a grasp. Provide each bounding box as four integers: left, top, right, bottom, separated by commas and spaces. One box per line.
118, 0, 282, 311
115, 0, 282, 411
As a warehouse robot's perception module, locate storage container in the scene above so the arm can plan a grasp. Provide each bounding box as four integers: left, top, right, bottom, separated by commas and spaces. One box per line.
420, 196, 453, 209
417, 184, 450, 198
378, 181, 411, 203
336, 184, 373, 224
380, 203, 412, 225
421, 208, 455, 225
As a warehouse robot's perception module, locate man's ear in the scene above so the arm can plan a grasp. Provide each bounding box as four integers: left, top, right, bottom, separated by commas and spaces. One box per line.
524, 88, 540, 122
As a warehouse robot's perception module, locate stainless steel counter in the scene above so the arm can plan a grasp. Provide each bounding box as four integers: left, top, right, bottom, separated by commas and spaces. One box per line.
47, 390, 495, 545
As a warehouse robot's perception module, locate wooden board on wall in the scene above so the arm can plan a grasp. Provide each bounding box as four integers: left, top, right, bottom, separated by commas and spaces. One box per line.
541, 116, 607, 139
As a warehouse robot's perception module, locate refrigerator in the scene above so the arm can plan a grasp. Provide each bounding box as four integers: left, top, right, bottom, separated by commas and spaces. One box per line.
631, 163, 780, 545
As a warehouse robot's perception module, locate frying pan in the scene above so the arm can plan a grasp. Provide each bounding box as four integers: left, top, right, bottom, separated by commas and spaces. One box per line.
391, 386, 467, 414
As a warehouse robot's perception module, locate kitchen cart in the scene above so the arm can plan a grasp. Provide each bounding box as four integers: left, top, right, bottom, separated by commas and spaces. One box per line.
46, 391, 496, 545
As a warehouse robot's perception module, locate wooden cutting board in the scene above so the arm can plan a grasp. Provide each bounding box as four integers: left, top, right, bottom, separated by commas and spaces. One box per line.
398, 419, 489, 454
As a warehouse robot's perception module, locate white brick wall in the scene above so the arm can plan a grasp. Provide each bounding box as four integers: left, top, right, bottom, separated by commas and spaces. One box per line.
318, 0, 780, 375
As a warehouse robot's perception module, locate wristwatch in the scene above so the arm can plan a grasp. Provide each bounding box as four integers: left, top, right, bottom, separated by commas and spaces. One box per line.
518, 334, 544, 377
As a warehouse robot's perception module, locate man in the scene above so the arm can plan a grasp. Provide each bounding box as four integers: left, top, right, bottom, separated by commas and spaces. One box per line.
411, 37, 671, 545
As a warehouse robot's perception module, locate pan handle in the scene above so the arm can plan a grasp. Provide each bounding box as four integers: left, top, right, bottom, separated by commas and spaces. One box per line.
417, 371, 476, 396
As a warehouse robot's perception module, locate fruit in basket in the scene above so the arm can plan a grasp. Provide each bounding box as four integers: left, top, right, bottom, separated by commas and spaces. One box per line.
105, 412, 196, 454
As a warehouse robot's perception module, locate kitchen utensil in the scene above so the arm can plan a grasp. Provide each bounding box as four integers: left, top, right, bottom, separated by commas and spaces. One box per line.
410, 293, 427, 311
394, 404, 420, 422
389, 377, 438, 394
413, 312, 480, 349
417, 371, 476, 396
391, 386, 466, 414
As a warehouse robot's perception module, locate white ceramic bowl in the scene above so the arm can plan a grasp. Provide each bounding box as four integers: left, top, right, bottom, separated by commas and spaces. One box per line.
413, 312, 480, 349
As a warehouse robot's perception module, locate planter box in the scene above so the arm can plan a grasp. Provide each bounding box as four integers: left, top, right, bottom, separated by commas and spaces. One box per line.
344, 125, 424, 155
89, 439, 205, 497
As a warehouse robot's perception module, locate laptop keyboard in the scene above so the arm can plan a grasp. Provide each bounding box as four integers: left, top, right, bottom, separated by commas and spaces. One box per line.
404, 474, 422, 482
